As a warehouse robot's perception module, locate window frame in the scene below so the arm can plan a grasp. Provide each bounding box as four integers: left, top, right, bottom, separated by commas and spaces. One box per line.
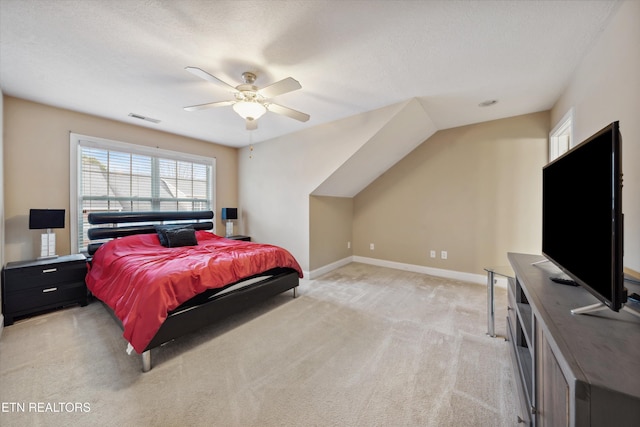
70, 133, 216, 253
549, 108, 574, 162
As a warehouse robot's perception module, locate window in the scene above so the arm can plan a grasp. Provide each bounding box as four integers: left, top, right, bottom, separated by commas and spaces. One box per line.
70, 134, 215, 253
549, 108, 574, 161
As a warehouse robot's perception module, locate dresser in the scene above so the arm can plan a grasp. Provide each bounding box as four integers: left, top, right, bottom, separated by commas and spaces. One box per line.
2, 254, 88, 325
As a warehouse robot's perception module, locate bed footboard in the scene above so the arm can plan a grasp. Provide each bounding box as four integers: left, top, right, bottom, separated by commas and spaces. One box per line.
140, 271, 299, 372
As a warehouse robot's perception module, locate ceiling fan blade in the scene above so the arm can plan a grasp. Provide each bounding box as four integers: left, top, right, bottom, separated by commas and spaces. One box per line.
246, 118, 258, 131
267, 103, 310, 122
258, 77, 302, 98
183, 100, 235, 112
185, 66, 238, 92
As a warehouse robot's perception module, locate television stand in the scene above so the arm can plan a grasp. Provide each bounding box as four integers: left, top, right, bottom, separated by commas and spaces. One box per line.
507, 253, 640, 426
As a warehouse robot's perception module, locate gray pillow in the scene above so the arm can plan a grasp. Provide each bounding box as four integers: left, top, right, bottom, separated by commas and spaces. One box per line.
164, 227, 198, 248
155, 224, 196, 247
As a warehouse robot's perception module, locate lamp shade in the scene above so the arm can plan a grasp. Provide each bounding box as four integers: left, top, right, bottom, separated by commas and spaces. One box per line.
221, 208, 238, 221
29, 209, 65, 229
233, 101, 266, 120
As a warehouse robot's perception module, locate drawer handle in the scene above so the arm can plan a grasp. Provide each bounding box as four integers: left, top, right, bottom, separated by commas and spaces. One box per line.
42, 268, 57, 273
42, 287, 58, 293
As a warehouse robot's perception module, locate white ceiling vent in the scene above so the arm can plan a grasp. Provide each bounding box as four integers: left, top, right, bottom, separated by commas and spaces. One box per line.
128, 113, 161, 124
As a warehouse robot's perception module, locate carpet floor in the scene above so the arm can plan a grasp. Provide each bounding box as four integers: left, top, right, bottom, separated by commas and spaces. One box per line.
0, 262, 516, 426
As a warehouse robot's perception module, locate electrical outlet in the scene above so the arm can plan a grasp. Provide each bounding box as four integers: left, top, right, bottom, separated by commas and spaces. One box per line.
370, 243, 375, 250
347, 241, 351, 249
441, 251, 447, 260
430, 250, 436, 258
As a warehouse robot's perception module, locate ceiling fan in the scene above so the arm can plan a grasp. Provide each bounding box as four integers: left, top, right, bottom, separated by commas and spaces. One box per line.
183, 66, 310, 130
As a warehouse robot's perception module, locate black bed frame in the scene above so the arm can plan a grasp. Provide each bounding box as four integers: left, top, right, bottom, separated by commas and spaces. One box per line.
87, 210, 299, 372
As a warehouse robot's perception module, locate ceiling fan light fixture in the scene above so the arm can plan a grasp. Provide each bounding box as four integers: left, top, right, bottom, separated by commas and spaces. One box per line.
233, 100, 267, 120
184, 67, 308, 130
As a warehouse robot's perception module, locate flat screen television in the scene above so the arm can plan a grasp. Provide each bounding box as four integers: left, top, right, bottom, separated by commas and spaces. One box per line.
542, 121, 625, 313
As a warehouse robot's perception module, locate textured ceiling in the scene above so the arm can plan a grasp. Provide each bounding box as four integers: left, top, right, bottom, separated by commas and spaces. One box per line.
0, 0, 619, 148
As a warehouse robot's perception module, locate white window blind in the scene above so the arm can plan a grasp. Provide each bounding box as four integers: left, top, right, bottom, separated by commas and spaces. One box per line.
70, 134, 214, 252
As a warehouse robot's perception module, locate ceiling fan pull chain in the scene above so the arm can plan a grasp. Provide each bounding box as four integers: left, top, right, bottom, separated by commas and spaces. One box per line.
249, 130, 254, 159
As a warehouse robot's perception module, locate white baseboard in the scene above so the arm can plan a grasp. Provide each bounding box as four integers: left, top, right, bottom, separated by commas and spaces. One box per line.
307, 256, 353, 279
308, 255, 498, 287
353, 256, 487, 285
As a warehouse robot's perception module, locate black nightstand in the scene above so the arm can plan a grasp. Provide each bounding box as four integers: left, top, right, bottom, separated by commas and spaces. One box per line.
2, 254, 88, 326
226, 235, 251, 241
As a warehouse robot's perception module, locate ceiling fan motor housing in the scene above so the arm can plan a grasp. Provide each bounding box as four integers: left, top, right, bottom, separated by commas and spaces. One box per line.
241, 71, 257, 84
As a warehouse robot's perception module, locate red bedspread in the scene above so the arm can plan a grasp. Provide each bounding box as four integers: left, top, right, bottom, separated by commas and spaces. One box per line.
86, 231, 302, 353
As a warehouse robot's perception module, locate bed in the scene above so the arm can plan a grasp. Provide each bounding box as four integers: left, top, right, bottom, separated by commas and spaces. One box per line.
85, 210, 302, 372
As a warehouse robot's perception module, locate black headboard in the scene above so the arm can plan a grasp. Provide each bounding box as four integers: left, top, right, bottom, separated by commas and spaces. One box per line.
87, 210, 214, 255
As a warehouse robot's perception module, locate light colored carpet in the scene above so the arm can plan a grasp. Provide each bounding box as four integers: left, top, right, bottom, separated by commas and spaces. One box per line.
0, 262, 516, 426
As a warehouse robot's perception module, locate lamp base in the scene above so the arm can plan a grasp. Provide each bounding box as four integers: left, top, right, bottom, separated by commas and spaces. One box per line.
225, 221, 234, 238
39, 230, 57, 259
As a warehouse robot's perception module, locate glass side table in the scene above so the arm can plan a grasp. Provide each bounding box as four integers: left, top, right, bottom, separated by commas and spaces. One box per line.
484, 266, 514, 338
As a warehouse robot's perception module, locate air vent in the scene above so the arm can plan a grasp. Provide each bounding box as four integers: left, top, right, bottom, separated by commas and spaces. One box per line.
128, 113, 161, 124
478, 100, 498, 107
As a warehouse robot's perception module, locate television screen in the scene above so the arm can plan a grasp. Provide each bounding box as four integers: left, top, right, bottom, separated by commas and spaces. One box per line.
542, 121, 624, 311
29, 209, 65, 230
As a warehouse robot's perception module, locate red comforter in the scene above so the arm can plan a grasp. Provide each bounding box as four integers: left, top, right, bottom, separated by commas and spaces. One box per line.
86, 231, 302, 353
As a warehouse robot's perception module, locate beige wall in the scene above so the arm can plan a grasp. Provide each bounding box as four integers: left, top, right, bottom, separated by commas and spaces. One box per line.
309, 196, 353, 271
551, 0, 640, 272
3, 96, 238, 263
239, 102, 405, 273
353, 111, 550, 275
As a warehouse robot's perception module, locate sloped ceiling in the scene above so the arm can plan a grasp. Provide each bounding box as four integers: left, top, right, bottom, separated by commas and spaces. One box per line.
312, 98, 436, 197
0, 0, 620, 148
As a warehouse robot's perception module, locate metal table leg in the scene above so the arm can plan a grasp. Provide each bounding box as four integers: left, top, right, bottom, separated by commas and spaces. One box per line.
487, 270, 495, 337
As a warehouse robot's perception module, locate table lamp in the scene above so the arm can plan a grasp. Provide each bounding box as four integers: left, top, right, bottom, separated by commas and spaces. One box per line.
29, 209, 65, 259
221, 208, 237, 237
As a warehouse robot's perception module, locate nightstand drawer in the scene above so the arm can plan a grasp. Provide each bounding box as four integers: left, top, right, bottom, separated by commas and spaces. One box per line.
3, 262, 86, 292
8, 280, 86, 313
